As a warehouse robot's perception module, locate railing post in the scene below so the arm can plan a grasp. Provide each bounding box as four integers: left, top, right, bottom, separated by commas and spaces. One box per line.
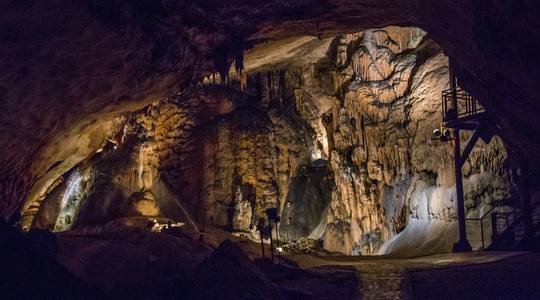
449, 59, 457, 111
520, 161, 534, 249
268, 219, 275, 264
480, 218, 485, 250
442, 91, 446, 120
258, 218, 265, 259
491, 212, 498, 243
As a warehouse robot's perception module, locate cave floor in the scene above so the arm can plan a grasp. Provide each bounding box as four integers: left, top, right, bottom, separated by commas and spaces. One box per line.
56, 228, 540, 299
285, 251, 539, 299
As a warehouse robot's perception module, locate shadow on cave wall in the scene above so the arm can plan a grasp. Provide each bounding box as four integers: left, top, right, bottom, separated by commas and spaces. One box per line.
279, 164, 335, 242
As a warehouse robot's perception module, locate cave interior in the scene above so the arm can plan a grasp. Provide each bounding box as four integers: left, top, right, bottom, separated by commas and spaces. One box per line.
1, 1, 539, 299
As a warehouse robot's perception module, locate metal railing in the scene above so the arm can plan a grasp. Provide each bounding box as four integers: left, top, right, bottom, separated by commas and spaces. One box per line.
464, 188, 515, 250
465, 203, 507, 250
442, 88, 485, 121
488, 173, 540, 248
465, 169, 540, 250
465, 218, 491, 250
491, 206, 524, 246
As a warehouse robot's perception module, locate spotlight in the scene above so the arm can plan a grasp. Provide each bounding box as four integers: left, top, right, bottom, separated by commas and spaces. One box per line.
113, 145, 117, 150
443, 129, 451, 137
277, 247, 283, 252
432, 127, 453, 142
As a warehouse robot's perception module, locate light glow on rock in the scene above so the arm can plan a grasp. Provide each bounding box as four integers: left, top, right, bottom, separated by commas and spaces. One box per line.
54, 172, 83, 232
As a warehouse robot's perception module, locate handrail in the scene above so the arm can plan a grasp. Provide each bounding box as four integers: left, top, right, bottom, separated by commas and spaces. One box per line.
490, 171, 540, 245
464, 185, 517, 250
465, 168, 540, 250
442, 87, 485, 121
465, 186, 513, 222
492, 202, 523, 238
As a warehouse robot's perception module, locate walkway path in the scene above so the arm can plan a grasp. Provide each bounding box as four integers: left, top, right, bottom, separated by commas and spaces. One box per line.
286, 252, 525, 299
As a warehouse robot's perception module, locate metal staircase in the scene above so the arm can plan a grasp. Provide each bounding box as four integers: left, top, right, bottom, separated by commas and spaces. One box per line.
464, 175, 540, 251
442, 87, 486, 126
487, 195, 540, 250
464, 194, 513, 251
439, 76, 497, 252
440, 61, 538, 252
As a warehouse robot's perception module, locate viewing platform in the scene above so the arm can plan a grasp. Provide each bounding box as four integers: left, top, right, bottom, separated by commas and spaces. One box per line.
442, 87, 487, 130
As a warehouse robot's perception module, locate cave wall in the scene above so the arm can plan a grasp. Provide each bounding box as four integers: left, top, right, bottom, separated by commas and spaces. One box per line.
22, 27, 510, 257
23, 84, 316, 235
273, 27, 508, 254
1, 0, 539, 220
25, 115, 199, 234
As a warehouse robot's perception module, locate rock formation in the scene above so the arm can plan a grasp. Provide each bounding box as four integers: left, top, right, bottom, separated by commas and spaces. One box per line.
19, 27, 511, 256
1, 1, 539, 223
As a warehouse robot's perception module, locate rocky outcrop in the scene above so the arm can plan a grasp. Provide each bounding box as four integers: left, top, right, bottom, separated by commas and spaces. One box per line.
309, 28, 507, 254
24, 115, 198, 233
279, 166, 335, 242
191, 239, 284, 299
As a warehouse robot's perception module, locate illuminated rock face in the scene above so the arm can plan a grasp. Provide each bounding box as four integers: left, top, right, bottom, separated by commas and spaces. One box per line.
2, 1, 539, 234
26, 116, 196, 232
24, 86, 312, 233
22, 27, 508, 256
272, 27, 508, 254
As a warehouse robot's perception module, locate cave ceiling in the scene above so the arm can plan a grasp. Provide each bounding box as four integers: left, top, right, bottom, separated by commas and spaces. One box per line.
1, 0, 539, 216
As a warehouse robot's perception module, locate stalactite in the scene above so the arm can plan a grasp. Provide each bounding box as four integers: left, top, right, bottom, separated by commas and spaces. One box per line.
234, 49, 245, 75
213, 37, 252, 85
240, 72, 247, 91
213, 44, 232, 84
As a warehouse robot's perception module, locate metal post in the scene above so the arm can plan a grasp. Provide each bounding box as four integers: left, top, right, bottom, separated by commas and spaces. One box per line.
268, 219, 275, 264
520, 161, 534, 250
480, 219, 485, 250
448, 58, 458, 119
452, 128, 472, 252
491, 212, 498, 243
450, 70, 457, 107
275, 221, 281, 264
258, 218, 265, 259
202, 208, 206, 233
